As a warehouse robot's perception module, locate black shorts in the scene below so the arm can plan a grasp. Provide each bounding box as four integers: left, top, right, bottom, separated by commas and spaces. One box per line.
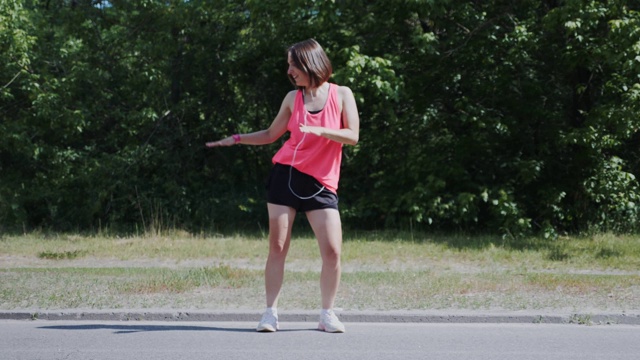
266, 163, 339, 212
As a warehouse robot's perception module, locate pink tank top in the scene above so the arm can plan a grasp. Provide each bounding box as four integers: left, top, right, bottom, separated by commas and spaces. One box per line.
272, 83, 343, 193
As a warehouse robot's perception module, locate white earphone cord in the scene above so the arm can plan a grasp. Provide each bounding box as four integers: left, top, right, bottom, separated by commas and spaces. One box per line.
288, 110, 325, 200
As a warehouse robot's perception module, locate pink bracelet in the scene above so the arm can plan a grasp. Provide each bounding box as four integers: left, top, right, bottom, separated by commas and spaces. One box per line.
232, 134, 241, 144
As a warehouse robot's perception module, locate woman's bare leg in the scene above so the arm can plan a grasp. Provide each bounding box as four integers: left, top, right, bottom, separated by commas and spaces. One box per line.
264, 203, 296, 308
306, 208, 342, 309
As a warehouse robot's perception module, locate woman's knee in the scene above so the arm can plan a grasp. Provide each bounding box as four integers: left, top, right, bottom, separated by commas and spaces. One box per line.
269, 243, 289, 258
321, 244, 341, 265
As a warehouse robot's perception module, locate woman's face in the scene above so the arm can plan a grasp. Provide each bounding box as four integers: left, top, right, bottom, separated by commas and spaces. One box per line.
287, 53, 310, 87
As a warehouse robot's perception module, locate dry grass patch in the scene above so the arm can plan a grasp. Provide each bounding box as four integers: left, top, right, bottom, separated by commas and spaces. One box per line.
1, 231, 639, 311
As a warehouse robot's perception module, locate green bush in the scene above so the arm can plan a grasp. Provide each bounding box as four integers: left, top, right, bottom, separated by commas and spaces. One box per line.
1, 0, 639, 236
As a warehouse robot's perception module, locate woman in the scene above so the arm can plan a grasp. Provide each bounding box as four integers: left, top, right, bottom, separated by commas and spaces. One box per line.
206, 39, 359, 333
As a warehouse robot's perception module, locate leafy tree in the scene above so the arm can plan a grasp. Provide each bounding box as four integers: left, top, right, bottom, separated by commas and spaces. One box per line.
1, 0, 638, 236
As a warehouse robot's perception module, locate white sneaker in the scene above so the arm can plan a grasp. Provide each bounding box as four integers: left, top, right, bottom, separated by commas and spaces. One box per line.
318, 309, 345, 333
256, 310, 279, 332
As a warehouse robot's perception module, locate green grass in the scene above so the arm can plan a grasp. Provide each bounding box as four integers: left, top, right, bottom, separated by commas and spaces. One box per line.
38, 250, 86, 260
0, 231, 639, 312
4, 231, 639, 270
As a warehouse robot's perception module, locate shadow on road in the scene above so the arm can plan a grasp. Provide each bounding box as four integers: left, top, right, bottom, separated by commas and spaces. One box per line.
37, 324, 316, 334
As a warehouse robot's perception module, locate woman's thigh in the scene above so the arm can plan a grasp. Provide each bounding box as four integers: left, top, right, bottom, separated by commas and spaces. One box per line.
267, 203, 296, 251
306, 208, 342, 257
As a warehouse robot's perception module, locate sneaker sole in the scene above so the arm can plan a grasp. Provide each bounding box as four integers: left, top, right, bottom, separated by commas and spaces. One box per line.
318, 323, 345, 333
256, 324, 278, 332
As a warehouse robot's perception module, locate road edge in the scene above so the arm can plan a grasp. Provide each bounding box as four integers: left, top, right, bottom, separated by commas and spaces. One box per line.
1, 310, 639, 325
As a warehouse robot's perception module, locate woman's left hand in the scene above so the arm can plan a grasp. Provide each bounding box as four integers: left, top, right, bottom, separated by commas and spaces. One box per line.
299, 124, 323, 136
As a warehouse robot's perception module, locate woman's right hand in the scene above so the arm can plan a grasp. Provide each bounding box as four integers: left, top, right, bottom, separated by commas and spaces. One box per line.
205, 136, 235, 147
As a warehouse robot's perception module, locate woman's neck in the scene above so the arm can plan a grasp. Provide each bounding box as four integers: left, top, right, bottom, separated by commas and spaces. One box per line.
305, 82, 328, 99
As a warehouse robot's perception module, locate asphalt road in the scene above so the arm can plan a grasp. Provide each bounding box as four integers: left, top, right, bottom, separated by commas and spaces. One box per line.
2, 320, 639, 360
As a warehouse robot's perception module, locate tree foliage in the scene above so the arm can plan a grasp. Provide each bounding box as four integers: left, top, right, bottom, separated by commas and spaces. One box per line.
1, 0, 639, 236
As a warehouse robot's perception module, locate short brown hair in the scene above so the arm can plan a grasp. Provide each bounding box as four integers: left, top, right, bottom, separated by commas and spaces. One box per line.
288, 39, 333, 88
